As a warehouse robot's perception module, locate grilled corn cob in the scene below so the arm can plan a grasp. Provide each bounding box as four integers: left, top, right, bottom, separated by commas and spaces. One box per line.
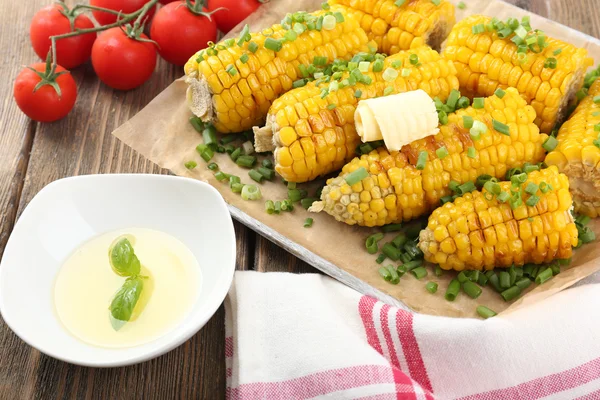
313, 87, 548, 227
443, 15, 593, 133
255, 46, 459, 182
328, 0, 455, 54
419, 166, 578, 271
184, 8, 371, 133
545, 79, 600, 217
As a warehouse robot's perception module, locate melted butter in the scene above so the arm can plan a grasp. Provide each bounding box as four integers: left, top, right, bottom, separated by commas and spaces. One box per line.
53, 228, 200, 348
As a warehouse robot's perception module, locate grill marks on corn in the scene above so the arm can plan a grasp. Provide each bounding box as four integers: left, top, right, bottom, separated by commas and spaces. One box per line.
546, 79, 600, 218
443, 15, 593, 134
319, 88, 549, 227
184, 8, 371, 133
270, 47, 460, 182
329, 0, 456, 54
418, 166, 578, 271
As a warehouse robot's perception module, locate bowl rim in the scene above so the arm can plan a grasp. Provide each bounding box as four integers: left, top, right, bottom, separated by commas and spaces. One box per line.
0, 173, 236, 367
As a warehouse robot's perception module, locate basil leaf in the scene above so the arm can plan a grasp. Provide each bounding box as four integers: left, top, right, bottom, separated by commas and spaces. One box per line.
109, 237, 141, 277
109, 276, 144, 331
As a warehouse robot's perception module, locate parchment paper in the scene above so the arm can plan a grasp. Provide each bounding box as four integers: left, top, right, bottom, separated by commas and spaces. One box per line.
113, 0, 600, 318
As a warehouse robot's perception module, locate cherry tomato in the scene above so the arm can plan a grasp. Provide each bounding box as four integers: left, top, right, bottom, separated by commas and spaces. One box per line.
29, 5, 96, 69
91, 27, 157, 90
90, 0, 156, 26
207, 0, 261, 34
14, 63, 77, 122
159, 0, 178, 3
150, 2, 217, 66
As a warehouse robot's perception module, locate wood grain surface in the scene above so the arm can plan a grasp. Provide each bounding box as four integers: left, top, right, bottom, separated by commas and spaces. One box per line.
0, 0, 598, 398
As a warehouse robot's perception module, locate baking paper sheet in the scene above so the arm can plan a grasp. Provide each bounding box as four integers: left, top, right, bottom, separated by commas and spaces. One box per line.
113, 0, 600, 317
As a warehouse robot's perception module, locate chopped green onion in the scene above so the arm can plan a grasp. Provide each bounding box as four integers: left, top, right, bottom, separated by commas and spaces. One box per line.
293, 22, 306, 35
501, 286, 521, 302
463, 115, 474, 129
358, 61, 370, 72
462, 281, 482, 299
304, 218, 313, 228
472, 24, 485, 34
434, 265, 444, 277
292, 79, 306, 88
184, 161, 197, 169
594, 95, 600, 104
383, 67, 399, 82
230, 182, 244, 193
497, 191, 510, 203
525, 182, 539, 195
436, 146, 449, 159
445, 279, 460, 301
446, 89, 460, 109
313, 56, 327, 66
383, 86, 394, 96
458, 181, 476, 194
265, 200, 275, 214
366, 233, 384, 254
457, 1, 466, 9
236, 155, 257, 168
535, 267, 553, 284
473, 97, 485, 109
515, 277, 532, 290
214, 171, 228, 181
241, 184, 262, 201
334, 11, 344, 23
391, 59, 402, 69
426, 282, 438, 293
345, 167, 368, 185
394, 0, 406, 5
288, 188, 307, 202
225, 64, 237, 76
322, 15, 336, 30
483, 180, 501, 195
382, 223, 403, 233
457, 96, 470, 109
189, 116, 204, 132
196, 144, 214, 162
553, 48, 562, 56
273, 200, 281, 214
372, 59, 384, 72
476, 306, 497, 319
416, 151, 428, 170
499, 271, 511, 288
411, 266, 428, 280
264, 37, 283, 52
382, 243, 402, 261
207, 162, 219, 171
467, 147, 477, 158
378, 267, 392, 282
471, 120, 488, 136
401, 68, 411, 77
448, 180, 460, 192
539, 182, 552, 193
247, 169, 264, 183
494, 88, 506, 98
544, 57, 557, 69
492, 119, 510, 135
542, 136, 558, 151
457, 271, 469, 283
248, 41, 258, 53
354, 89, 362, 98
409, 54, 419, 65
402, 260, 423, 271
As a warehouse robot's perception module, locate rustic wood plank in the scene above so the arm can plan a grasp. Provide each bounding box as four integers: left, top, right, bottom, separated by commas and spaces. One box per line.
254, 234, 317, 273
0, 2, 253, 400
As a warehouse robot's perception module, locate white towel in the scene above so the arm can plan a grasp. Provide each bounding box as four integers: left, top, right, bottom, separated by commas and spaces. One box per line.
224, 271, 600, 399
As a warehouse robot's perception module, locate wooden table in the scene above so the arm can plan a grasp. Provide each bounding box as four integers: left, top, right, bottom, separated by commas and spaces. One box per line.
0, 0, 598, 398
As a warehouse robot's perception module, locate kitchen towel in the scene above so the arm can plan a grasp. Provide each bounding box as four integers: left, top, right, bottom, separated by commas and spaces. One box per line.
224, 271, 600, 399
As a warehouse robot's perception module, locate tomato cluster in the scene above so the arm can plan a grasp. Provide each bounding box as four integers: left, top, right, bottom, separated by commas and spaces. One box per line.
15, 0, 262, 122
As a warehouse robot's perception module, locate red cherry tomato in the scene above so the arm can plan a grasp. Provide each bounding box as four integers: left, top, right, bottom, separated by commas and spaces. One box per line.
91, 27, 157, 90
14, 63, 77, 122
150, 2, 217, 66
29, 5, 96, 69
90, 0, 156, 26
207, 0, 261, 34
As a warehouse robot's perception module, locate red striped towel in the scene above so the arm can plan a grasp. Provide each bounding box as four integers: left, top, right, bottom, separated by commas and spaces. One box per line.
224, 272, 600, 399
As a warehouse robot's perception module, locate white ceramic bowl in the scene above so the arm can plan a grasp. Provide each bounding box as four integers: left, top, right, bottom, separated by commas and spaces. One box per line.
0, 174, 235, 367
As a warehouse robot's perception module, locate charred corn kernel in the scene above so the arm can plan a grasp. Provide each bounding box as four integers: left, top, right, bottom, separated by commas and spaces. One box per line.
184, 8, 370, 133
316, 88, 548, 226
546, 79, 600, 218
264, 47, 459, 182
419, 166, 577, 270
443, 15, 593, 133
328, 0, 455, 54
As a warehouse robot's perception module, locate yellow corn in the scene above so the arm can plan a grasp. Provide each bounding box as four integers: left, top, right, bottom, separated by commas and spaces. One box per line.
315, 87, 548, 227
545, 79, 600, 217
328, 0, 455, 54
257, 47, 459, 183
419, 166, 578, 271
443, 15, 593, 133
184, 8, 371, 133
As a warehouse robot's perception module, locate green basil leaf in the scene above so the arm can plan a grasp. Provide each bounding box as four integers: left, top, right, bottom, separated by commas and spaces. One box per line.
109, 237, 141, 277
109, 276, 144, 331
